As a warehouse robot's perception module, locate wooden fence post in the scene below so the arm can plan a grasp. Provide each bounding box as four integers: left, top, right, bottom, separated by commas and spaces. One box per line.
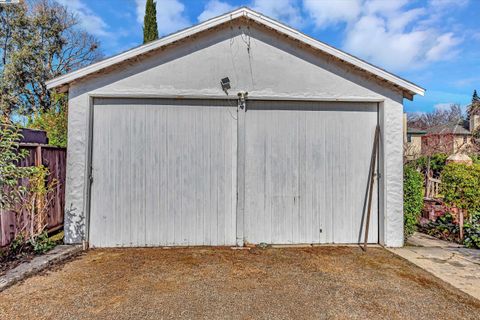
35, 145, 42, 167
459, 209, 464, 241
35, 145, 43, 237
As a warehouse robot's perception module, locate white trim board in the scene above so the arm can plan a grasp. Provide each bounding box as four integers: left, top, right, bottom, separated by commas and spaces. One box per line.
46, 7, 424, 98
87, 93, 385, 103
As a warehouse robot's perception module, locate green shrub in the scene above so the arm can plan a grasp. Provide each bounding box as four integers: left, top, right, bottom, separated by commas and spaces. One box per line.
30, 232, 56, 254
404, 166, 424, 238
440, 163, 480, 214
464, 212, 480, 249
420, 212, 459, 242
412, 153, 448, 177
470, 154, 480, 165
0, 118, 36, 209
28, 93, 68, 148
420, 211, 480, 249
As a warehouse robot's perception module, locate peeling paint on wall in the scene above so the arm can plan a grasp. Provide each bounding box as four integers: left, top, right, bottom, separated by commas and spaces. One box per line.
64, 204, 85, 243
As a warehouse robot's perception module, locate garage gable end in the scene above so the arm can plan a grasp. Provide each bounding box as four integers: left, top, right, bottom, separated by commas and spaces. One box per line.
48, 7, 424, 100
68, 20, 406, 103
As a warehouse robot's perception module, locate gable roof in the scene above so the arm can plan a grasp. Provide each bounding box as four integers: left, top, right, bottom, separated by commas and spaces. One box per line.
46, 7, 425, 99
427, 121, 471, 135
407, 127, 427, 135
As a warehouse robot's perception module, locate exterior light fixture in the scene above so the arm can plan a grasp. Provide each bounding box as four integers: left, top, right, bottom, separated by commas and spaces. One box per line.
221, 77, 231, 94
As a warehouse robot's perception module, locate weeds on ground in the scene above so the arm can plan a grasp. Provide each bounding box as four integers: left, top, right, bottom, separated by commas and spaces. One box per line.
0, 231, 63, 275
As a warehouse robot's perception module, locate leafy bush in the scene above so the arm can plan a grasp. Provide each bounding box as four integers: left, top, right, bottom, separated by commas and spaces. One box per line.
419, 163, 480, 248
404, 166, 424, 238
30, 232, 56, 254
28, 92, 68, 147
1, 117, 59, 259
464, 212, 480, 249
17, 165, 59, 244
470, 154, 480, 165
440, 163, 480, 214
0, 118, 36, 209
9, 233, 28, 256
411, 153, 448, 177
420, 211, 480, 249
420, 212, 459, 243
1, 231, 60, 267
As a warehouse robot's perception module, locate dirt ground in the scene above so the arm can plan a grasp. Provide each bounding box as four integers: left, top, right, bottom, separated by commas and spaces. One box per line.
0, 246, 479, 320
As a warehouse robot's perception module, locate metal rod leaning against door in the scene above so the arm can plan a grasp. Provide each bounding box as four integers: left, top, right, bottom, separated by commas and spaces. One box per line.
364, 125, 380, 251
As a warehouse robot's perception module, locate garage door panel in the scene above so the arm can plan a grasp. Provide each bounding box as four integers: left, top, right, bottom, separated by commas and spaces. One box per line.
90, 99, 237, 247
244, 101, 378, 244
91, 98, 378, 247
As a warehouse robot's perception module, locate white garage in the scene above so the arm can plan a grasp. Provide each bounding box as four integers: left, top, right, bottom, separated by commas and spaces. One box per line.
46, 8, 424, 248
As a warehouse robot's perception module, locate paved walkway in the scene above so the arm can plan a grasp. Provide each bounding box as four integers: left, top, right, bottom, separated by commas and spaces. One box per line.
389, 232, 480, 300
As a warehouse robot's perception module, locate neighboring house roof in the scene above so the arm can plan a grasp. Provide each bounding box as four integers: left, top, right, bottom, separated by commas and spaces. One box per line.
426, 121, 471, 135
46, 7, 425, 99
447, 153, 473, 162
407, 127, 427, 135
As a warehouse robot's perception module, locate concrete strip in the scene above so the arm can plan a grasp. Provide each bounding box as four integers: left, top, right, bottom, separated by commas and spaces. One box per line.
389, 233, 480, 300
0, 245, 82, 292
406, 232, 463, 248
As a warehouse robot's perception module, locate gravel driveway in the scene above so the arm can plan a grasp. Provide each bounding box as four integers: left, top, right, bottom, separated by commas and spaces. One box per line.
1, 246, 479, 319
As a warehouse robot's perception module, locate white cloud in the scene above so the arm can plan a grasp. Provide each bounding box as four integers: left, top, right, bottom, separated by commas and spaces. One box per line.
57, 0, 111, 37
252, 0, 303, 28
454, 76, 480, 88
302, 0, 462, 71
198, 0, 235, 22
428, 0, 469, 9
343, 15, 432, 71
364, 0, 409, 15
135, 0, 190, 35
386, 8, 425, 32
426, 33, 461, 61
303, 0, 361, 29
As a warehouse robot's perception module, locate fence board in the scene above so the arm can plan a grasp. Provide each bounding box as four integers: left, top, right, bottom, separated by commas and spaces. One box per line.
0, 145, 66, 247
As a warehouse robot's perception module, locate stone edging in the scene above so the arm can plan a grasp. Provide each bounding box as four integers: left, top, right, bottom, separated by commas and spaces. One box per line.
0, 245, 83, 292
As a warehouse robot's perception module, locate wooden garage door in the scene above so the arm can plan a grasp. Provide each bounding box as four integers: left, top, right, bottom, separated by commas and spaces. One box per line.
243, 101, 378, 244
89, 98, 237, 247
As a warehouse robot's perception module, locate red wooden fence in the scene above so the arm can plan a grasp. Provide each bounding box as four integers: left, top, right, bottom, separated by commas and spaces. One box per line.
0, 144, 66, 247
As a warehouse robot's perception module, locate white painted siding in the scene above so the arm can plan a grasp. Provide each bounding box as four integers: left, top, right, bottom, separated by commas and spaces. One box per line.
89, 98, 237, 247
244, 101, 378, 244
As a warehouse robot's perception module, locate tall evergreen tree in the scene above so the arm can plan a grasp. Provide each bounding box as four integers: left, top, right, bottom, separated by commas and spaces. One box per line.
473, 90, 480, 104
143, 0, 158, 44
466, 90, 480, 119
469, 89, 480, 117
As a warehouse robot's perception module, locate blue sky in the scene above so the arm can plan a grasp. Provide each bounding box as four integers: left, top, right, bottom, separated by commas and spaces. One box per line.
57, 0, 480, 113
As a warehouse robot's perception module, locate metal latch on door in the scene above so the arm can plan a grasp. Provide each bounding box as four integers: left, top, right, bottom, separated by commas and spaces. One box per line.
238, 92, 248, 110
